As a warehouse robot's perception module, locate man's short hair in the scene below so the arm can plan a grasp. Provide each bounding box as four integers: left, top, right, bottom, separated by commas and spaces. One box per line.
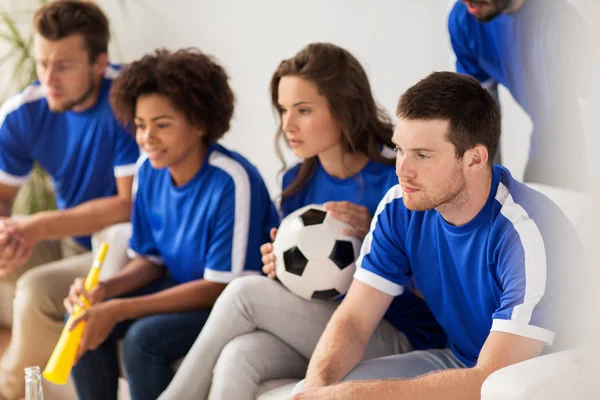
397, 71, 501, 165
34, 0, 109, 62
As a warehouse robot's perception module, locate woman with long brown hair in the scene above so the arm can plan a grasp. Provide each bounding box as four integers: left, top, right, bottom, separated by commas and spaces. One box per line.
159, 43, 444, 400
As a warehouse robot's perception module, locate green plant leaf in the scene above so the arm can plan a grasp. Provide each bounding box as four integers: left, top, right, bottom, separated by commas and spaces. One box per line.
0, 10, 27, 50
0, 30, 18, 44
0, 46, 17, 66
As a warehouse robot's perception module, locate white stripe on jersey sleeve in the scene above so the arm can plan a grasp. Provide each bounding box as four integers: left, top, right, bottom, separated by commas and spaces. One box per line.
0, 169, 31, 187
495, 182, 548, 325
0, 84, 46, 124
356, 184, 403, 269
491, 319, 555, 345
203, 269, 262, 284
104, 65, 120, 80
126, 248, 165, 266
353, 184, 405, 296
207, 151, 251, 280
354, 268, 405, 296
0, 85, 46, 186
131, 153, 148, 201
114, 163, 138, 178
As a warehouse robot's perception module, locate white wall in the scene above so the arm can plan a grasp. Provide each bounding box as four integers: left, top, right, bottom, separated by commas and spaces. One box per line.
98, 0, 539, 196
0, 0, 594, 195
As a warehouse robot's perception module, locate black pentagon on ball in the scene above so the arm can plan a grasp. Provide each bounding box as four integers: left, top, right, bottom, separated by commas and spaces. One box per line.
329, 240, 355, 269
283, 246, 308, 276
312, 288, 341, 301
300, 208, 327, 226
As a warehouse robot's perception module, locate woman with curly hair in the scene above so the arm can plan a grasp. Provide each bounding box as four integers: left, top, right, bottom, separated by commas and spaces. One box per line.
64, 48, 279, 400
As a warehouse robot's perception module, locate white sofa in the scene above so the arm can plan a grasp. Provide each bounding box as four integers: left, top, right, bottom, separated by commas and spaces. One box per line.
42, 182, 596, 399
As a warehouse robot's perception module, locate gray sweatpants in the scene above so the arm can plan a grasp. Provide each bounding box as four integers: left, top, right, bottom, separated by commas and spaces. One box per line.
292, 348, 465, 394
158, 276, 413, 400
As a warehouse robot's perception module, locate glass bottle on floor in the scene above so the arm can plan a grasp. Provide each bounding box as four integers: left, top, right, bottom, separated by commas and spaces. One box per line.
25, 366, 44, 400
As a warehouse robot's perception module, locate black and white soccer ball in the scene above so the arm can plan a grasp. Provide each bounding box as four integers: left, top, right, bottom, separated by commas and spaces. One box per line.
273, 204, 362, 301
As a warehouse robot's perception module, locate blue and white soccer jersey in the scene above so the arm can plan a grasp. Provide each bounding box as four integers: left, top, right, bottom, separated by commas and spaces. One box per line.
128, 143, 279, 284
0, 65, 140, 248
355, 165, 581, 366
281, 158, 447, 351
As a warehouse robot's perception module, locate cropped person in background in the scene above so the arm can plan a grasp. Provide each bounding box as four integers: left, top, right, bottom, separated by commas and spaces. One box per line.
0, 2, 139, 398
448, 0, 589, 189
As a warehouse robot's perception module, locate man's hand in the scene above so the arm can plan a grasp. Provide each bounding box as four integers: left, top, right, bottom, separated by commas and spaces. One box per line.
0, 216, 43, 248
291, 382, 357, 400
0, 218, 37, 276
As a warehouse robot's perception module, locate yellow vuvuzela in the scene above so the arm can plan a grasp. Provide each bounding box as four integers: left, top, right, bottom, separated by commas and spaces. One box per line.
43, 242, 109, 384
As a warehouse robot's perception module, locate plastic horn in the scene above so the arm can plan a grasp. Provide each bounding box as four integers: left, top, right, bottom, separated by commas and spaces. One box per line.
42, 242, 109, 384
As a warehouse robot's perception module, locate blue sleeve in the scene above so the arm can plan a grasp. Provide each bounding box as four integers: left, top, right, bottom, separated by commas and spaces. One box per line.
127, 165, 163, 265
112, 123, 140, 178
202, 179, 250, 283
0, 106, 33, 186
353, 186, 411, 296
448, 3, 492, 84
490, 229, 556, 345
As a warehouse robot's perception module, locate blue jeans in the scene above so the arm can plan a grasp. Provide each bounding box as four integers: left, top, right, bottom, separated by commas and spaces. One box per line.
71, 276, 211, 400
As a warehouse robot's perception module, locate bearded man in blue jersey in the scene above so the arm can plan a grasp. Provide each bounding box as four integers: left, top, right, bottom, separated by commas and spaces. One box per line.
291, 71, 581, 400
0, 1, 139, 398
448, 0, 588, 190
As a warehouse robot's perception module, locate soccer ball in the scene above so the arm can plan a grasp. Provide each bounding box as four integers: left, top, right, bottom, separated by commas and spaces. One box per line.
273, 204, 362, 301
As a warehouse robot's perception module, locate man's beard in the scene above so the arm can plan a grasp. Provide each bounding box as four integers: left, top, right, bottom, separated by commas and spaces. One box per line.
48, 73, 98, 112
474, 0, 514, 22
402, 170, 467, 212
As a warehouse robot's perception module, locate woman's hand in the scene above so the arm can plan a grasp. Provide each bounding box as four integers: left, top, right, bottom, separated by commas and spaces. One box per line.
324, 201, 372, 240
70, 299, 123, 363
64, 278, 108, 314
260, 228, 278, 279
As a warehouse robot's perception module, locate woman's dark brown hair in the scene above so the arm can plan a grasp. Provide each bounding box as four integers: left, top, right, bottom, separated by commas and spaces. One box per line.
270, 42, 394, 201
110, 48, 234, 142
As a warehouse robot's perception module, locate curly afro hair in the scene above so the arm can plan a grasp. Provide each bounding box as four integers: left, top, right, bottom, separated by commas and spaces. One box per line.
110, 48, 234, 142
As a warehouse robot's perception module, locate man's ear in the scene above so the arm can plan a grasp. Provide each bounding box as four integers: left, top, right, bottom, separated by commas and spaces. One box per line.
93, 52, 108, 75
464, 144, 489, 173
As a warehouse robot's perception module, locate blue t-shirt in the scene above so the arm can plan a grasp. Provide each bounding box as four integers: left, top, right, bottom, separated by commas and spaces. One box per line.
448, 0, 586, 170
355, 165, 581, 366
281, 159, 399, 218
129, 143, 279, 284
0, 65, 140, 248
282, 158, 447, 351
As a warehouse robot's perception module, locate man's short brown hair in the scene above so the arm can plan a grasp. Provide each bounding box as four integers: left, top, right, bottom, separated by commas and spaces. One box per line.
397, 71, 501, 166
34, 0, 109, 62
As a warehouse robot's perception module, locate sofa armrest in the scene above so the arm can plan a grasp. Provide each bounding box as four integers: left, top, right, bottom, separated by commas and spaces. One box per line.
481, 347, 595, 400
91, 222, 132, 280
